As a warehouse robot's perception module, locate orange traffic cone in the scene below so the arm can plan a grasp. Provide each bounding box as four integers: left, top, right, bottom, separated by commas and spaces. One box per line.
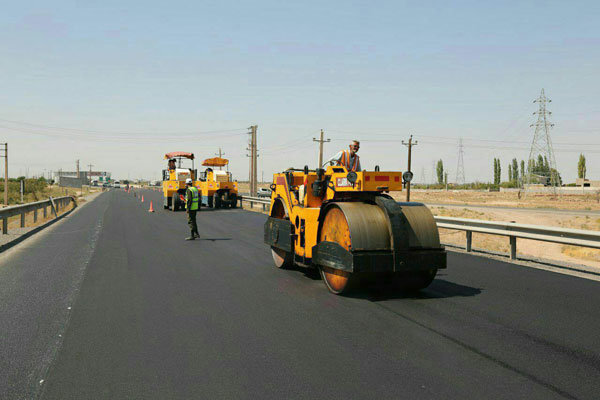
141, 195, 144, 202
148, 201, 155, 213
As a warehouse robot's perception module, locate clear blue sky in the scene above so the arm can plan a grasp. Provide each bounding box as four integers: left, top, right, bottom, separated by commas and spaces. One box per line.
1, 0, 598, 182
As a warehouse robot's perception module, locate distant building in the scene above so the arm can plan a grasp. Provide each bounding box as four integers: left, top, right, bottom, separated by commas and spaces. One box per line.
53, 170, 111, 187
575, 178, 600, 188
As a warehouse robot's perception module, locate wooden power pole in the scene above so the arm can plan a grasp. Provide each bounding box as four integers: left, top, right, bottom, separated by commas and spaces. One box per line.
247, 125, 258, 196
1, 143, 7, 206
402, 135, 418, 202
313, 129, 330, 168
215, 148, 225, 170
87, 163, 94, 187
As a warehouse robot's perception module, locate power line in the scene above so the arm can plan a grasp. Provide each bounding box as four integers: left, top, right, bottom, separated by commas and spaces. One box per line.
0, 124, 247, 143
0, 117, 248, 136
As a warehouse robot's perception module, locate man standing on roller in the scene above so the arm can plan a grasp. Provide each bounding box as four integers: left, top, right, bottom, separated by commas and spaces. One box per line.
324, 139, 361, 171
185, 178, 200, 240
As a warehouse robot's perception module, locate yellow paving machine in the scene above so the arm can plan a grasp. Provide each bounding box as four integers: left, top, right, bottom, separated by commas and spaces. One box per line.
162, 151, 198, 211
197, 157, 239, 208
264, 165, 446, 294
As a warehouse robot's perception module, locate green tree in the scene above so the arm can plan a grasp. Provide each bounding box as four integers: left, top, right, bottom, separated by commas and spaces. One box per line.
496, 159, 501, 185
520, 160, 525, 180
508, 163, 512, 183
511, 158, 519, 182
537, 155, 544, 172
436, 160, 444, 184
578, 154, 586, 179
492, 158, 500, 185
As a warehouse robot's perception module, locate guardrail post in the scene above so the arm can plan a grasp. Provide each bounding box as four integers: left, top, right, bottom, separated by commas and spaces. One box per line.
466, 231, 472, 252
2, 217, 6, 234
43, 206, 47, 218
262, 203, 266, 211
20, 212, 25, 228
250, 201, 254, 208
510, 236, 517, 260
34, 209, 38, 223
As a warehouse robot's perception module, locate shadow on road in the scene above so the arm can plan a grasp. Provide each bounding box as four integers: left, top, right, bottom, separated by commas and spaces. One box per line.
275, 265, 482, 301
357, 279, 482, 301
198, 238, 232, 241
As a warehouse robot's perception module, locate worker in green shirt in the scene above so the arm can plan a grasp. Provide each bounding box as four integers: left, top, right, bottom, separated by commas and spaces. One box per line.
185, 178, 200, 240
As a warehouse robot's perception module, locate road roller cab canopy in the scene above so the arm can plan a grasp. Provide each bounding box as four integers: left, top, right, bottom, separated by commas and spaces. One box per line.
202, 157, 229, 167
165, 151, 195, 172
165, 152, 194, 160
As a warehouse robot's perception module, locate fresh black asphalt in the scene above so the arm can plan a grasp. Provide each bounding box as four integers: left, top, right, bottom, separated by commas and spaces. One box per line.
1, 189, 599, 399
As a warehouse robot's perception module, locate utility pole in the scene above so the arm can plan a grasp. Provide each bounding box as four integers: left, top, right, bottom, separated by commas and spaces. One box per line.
76, 159, 80, 178
247, 125, 258, 196
215, 148, 225, 170
87, 163, 94, 189
402, 135, 418, 201
1, 143, 7, 206
313, 129, 330, 168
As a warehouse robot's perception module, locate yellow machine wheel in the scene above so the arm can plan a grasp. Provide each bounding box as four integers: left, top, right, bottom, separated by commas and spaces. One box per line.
318, 205, 362, 294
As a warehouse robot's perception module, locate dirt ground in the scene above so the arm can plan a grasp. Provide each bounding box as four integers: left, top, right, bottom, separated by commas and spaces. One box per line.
403, 189, 600, 211
430, 205, 600, 270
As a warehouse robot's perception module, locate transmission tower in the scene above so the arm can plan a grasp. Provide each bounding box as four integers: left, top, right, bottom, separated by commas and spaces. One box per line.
419, 166, 426, 185
455, 138, 465, 184
525, 89, 559, 193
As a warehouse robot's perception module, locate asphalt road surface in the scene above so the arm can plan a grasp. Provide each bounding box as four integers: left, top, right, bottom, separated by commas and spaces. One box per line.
1, 189, 599, 399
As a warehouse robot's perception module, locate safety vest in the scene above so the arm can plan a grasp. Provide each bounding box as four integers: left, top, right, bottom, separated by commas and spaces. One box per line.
186, 186, 199, 210
339, 150, 360, 172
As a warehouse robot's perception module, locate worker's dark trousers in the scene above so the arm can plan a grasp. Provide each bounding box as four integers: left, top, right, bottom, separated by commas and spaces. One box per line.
187, 210, 199, 236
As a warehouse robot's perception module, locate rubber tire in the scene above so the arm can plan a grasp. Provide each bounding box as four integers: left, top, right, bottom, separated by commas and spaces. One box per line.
214, 194, 222, 209
172, 193, 179, 211
230, 194, 237, 208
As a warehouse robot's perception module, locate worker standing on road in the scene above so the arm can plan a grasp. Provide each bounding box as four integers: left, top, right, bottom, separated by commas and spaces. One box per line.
185, 178, 200, 240
324, 140, 361, 171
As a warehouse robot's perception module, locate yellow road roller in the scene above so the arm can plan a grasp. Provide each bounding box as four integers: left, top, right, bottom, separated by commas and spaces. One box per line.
162, 151, 199, 211
264, 165, 446, 294
197, 157, 239, 208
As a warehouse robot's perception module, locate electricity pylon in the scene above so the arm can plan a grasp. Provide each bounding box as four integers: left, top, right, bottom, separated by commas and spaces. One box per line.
455, 138, 465, 184
525, 89, 559, 194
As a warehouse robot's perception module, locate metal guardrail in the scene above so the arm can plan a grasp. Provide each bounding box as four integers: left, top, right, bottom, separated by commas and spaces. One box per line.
434, 216, 600, 259
239, 196, 270, 211
0, 196, 75, 234
239, 196, 600, 261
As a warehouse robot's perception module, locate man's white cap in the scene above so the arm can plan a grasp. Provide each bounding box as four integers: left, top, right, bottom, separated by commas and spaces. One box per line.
185, 178, 193, 184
